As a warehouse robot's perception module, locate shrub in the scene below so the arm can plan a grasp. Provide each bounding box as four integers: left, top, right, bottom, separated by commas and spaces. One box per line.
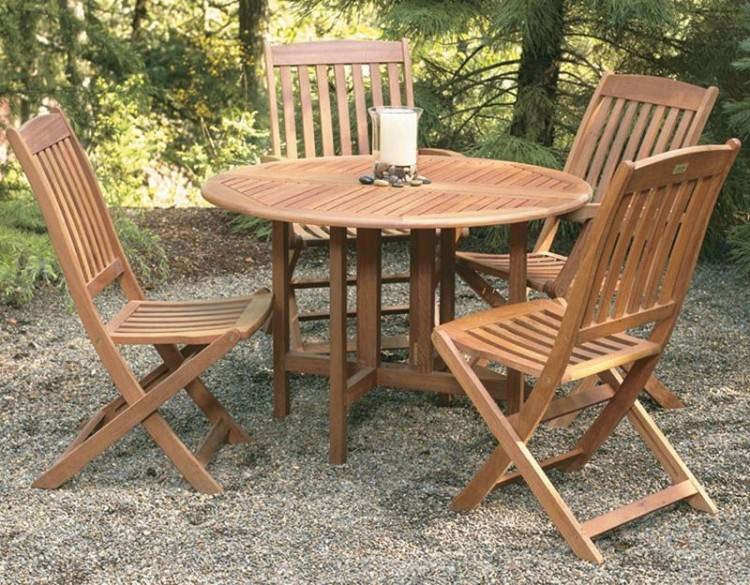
728, 221, 750, 277
0, 197, 169, 305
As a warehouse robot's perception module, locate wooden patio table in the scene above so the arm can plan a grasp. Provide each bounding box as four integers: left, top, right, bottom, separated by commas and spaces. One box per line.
202, 154, 591, 463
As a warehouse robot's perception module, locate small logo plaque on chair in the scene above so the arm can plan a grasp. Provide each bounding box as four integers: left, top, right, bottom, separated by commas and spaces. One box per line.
369, 106, 422, 186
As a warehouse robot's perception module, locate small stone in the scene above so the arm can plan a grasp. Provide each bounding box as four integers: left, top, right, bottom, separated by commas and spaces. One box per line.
409, 179, 423, 186
373, 179, 389, 186
358, 175, 374, 185
392, 180, 404, 188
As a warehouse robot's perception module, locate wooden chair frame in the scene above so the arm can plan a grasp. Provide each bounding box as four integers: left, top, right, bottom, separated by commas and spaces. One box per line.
8, 109, 272, 493
456, 72, 719, 413
434, 142, 739, 563
263, 38, 463, 353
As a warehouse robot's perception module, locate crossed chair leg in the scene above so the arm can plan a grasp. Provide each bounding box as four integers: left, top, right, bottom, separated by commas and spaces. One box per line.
33, 332, 250, 494
434, 332, 716, 564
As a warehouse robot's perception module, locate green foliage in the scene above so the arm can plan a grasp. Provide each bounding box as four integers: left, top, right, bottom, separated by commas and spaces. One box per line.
85, 75, 172, 206
228, 214, 272, 240
1, 0, 749, 299
470, 131, 560, 168
0, 197, 169, 305
0, 225, 59, 305
728, 221, 750, 277
113, 211, 170, 287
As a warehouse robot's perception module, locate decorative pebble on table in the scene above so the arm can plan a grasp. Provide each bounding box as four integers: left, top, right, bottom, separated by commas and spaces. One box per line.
360, 175, 431, 187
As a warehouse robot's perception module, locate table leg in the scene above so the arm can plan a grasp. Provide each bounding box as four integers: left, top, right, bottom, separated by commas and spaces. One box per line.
356, 229, 382, 368
329, 227, 348, 464
437, 228, 457, 405
507, 221, 528, 413
439, 228, 456, 325
409, 229, 437, 373
272, 221, 290, 419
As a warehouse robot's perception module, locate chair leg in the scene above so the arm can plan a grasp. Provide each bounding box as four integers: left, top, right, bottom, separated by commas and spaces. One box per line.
545, 376, 598, 428
567, 355, 661, 470
433, 330, 602, 563
286, 246, 305, 351
598, 369, 716, 514
623, 363, 685, 409
455, 261, 507, 307
155, 344, 251, 445
34, 332, 239, 494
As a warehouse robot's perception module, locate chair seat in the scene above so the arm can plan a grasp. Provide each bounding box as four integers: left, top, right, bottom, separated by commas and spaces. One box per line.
456, 251, 568, 293
107, 290, 272, 345
437, 299, 661, 383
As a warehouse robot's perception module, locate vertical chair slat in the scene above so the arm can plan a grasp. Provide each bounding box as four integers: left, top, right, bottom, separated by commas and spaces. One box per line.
623, 184, 674, 315
47, 142, 104, 277
637, 105, 666, 159
621, 103, 653, 164
613, 187, 664, 319
370, 64, 384, 107
37, 148, 95, 280
597, 100, 639, 196
653, 107, 681, 154
264, 40, 281, 157
402, 39, 414, 106
669, 110, 694, 150
297, 66, 316, 158
568, 97, 613, 180
641, 181, 694, 308
279, 66, 298, 159
316, 64, 335, 156
585, 98, 625, 192
333, 64, 352, 155
57, 140, 113, 267
387, 62, 401, 106
351, 64, 370, 154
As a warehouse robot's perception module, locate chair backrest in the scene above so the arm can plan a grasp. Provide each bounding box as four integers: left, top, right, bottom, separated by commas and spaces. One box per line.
542, 73, 719, 293
565, 73, 718, 201
6, 108, 143, 315
556, 141, 739, 362
264, 39, 415, 159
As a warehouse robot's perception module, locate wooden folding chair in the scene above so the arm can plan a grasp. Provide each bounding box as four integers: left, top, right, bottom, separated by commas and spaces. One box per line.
456, 73, 718, 412
8, 108, 272, 494
263, 39, 464, 353
433, 141, 739, 563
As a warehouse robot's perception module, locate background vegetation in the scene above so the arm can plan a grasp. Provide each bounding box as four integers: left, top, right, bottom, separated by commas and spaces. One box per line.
0, 0, 748, 304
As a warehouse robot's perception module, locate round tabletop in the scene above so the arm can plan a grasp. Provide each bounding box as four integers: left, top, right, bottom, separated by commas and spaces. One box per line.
202, 155, 591, 230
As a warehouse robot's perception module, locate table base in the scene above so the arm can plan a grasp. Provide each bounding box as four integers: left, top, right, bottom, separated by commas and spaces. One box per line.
272, 221, 529, 464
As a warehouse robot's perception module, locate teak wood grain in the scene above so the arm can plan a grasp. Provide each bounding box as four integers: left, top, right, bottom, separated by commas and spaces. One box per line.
262, 38, 465, 353
202, 155, 591, 230
433, 141, 739, 564
455, 72, 719, 414
8, 108, 273, 493
203, 154, 589, 462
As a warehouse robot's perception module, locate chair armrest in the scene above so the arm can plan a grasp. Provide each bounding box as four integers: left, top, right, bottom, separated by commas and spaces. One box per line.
563, 202, 600, 223
260, 154, 283, 163
419, 148, 465, 157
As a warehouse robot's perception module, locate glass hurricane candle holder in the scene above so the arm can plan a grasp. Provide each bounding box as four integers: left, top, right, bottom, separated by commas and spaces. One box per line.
368, 106, 423, 185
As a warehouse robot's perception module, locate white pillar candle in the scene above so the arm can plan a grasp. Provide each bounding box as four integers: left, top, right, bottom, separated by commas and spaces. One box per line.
378, 108, 418, 166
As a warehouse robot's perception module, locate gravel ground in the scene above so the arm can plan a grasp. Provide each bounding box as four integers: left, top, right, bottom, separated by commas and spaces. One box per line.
0, 245, 748, 585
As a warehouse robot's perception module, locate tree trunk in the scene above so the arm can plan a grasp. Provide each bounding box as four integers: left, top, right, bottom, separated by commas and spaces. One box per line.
58, 0, 82, 88
238, 0, 268, 104
510, 0, 566, 147
132, 0, 148, 41
17, 3, 37, 122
